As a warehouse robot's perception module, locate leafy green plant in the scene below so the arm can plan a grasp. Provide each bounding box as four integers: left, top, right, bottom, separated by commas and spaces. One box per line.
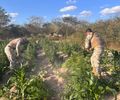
23, 43, 36, 67
58, 42, 81, 56
62, 52, 117, 100
0, 40, 9, 79
39, 38, 59, 64
1, 66, 50, 100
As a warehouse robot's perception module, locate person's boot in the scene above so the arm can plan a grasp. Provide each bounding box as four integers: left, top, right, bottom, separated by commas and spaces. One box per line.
9, 61, 15, 70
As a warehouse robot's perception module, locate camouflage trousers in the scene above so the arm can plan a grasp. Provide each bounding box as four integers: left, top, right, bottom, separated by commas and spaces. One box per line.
4, 46, 16, 69
91, 46, 104, 74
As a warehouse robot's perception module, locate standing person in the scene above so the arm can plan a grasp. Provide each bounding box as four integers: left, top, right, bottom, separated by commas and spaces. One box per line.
4, 37, 28, 69
84, 28, 104, 77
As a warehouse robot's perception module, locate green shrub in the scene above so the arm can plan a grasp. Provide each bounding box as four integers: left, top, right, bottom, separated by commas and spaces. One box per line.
39, 38, 59, 64
62, 52, 117, 100
0, 40, 9, 79
1, 67, 50, 100
58, 42, 81, 56
23, 43, 36, 68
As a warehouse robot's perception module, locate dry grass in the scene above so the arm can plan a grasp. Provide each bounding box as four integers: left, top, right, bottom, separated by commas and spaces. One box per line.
106, 41, 120, 51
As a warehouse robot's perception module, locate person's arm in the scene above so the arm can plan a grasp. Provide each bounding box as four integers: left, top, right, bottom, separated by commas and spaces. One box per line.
16, 40, 21, 57
85, 33, 93, 50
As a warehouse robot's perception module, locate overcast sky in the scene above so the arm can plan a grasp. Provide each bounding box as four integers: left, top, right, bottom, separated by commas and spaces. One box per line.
0, 0, 120, 24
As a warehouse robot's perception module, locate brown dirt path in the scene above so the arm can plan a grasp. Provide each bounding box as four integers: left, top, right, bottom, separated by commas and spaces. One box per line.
31, 49, 68, 100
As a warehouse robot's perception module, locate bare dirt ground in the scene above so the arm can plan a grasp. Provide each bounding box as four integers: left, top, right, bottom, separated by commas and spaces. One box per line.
104, 92, 120, 100
31, 49, 68, 100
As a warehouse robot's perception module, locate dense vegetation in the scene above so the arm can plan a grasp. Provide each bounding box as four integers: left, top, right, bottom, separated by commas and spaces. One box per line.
0, 37, 120, 99
0, 40, 51, 100
0, 6, 120, 100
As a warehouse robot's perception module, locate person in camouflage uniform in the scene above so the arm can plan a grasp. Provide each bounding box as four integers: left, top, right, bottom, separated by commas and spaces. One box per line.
4, 37, 28, 69
84, 28, 104, 77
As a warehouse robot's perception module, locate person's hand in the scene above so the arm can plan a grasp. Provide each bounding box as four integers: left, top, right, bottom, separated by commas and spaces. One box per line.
85, 48, 90, 52
89, 48, 93, 51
